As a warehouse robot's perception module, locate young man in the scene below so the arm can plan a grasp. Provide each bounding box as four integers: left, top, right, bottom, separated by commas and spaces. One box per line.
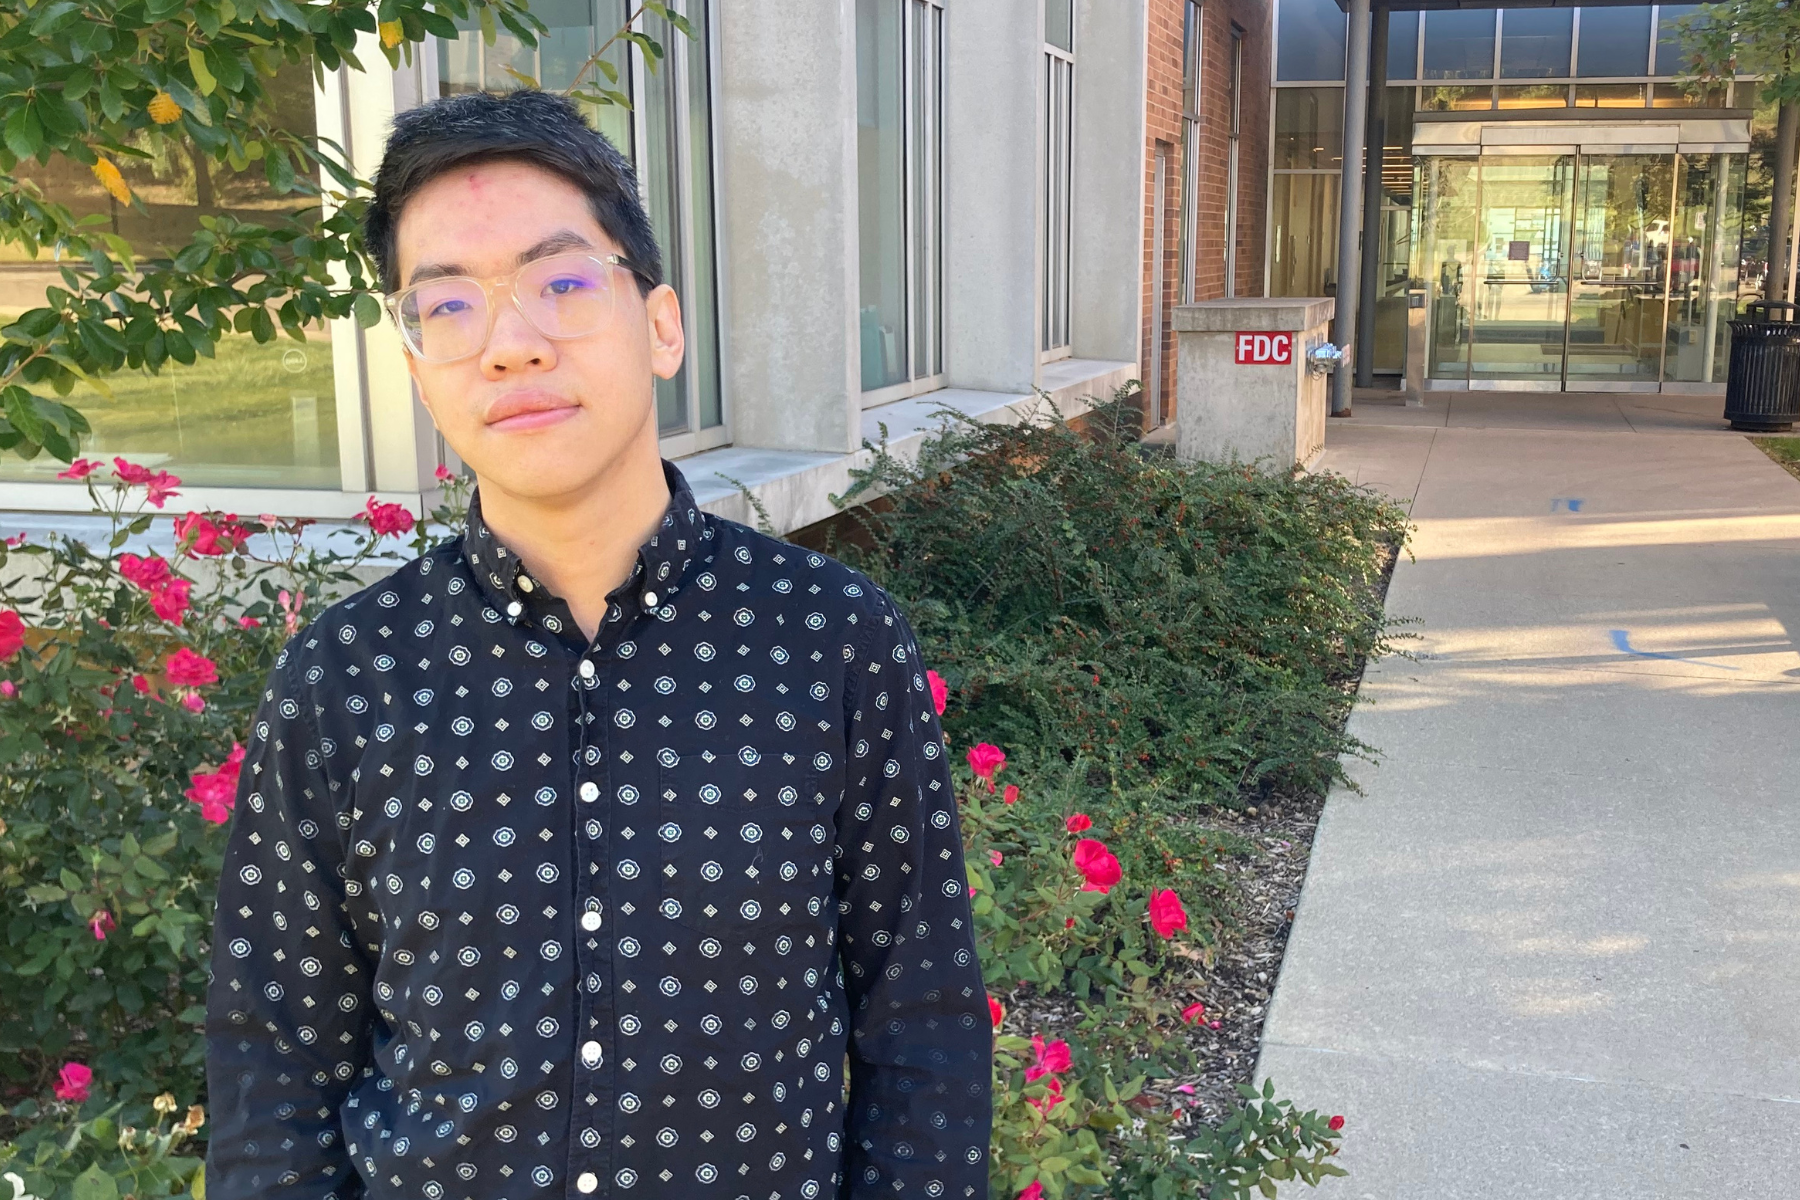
204, 89, 991, 1200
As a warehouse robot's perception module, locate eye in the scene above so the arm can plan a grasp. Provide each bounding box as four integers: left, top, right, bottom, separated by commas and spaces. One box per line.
542, 275, 594, 297
425, 297, 472, 319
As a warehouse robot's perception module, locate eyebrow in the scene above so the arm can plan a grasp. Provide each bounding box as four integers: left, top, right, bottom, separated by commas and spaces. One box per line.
404, 230, 599, 287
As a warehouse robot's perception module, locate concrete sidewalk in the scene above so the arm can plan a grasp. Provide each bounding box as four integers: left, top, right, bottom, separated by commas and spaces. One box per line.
1258, 393, 1800, 1198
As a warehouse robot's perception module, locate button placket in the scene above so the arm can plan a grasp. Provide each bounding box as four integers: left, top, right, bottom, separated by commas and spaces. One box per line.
567, 640, 613, 1194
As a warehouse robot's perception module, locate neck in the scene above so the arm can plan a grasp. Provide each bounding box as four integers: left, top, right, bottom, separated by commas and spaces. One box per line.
473, 441, 672, 642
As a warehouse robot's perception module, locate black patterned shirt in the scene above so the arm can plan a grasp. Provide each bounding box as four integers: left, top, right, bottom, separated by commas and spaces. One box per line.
204, 459, 992, 1200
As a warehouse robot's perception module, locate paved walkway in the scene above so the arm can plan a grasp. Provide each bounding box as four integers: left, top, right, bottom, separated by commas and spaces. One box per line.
1259, 392, 1800, 1198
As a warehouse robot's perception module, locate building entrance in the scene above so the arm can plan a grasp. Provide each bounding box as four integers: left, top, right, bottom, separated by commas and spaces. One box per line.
1413, 123, 1749, 391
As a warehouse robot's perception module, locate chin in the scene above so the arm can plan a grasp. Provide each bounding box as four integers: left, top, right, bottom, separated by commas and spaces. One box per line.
464, 435, 625, 502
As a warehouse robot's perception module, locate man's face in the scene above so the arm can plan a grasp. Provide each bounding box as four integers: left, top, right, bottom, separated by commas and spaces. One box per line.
394, 159, 684, 502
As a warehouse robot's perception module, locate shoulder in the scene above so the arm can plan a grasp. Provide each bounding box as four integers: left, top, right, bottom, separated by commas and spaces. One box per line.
270, 541, 463, 689
700, 515, 905, 645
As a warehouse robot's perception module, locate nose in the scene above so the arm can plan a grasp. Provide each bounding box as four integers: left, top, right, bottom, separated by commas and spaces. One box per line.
479, 288, 557, 378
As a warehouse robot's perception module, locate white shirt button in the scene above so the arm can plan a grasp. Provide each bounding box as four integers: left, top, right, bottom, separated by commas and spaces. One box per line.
642, 589, 659, 609
579, 781, 600, 803
576, 1172, 598, 1193
517, 575, 534, 593
581, 910, 602, 931
578, 659, 596, 680
505, 600, 522, 618
581, 1040, 603, 1066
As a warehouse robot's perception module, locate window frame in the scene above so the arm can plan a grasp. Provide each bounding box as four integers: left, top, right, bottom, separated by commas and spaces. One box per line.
859, 0, 946, 410
1179, 0, 1204, 304
1040, 13, 1075, 362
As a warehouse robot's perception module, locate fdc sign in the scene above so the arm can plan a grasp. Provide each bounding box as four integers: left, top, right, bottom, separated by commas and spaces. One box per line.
1234, 332, 1292, 365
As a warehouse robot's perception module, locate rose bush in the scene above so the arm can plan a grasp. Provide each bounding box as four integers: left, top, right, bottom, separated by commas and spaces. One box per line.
0, 460, 466, 1198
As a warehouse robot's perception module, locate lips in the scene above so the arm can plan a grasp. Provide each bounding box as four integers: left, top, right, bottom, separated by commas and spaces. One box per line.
484, 391, 579, 432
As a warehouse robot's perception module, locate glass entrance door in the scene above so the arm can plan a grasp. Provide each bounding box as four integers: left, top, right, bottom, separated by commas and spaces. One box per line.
1470, 154, 1573, 387
1566, 154, 1676, 389
1414, 147, 1746, 391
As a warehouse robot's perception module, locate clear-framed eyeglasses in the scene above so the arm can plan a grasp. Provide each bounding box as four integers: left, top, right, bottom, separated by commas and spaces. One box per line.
383, 252, 655, 364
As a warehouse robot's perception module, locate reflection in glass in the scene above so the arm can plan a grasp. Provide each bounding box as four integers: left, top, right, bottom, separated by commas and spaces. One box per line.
1575, 6, 1652, 77
1651, 82, 1725, 108
1043, 0, 1072, 52
1269, 172, 1341, 297
1498, 84, 1571, 109
1275, 0, 1347, 82
1421, 85, 1494, 112
1574, 84, 1645, 108
1423, 10, 1496, 80
1415, 156, 1479, 380
0, 59, 342, 488
1566, 154, 1675, 386
1273, 87, 1344, 170
1655, 5, 1702, 76
856, 0, 907, 391
1500, 9, 1572, 78
1387, 11, 1419, 81
1665, 153, 1747, 383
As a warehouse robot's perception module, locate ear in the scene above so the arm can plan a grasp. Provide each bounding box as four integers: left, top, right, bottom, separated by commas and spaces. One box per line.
645, 284, 686, 382
403, 351, 442, 431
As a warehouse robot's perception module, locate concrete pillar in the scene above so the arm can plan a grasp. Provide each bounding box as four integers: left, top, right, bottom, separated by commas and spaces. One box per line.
1354, 6, 1388, 388
714, 2, 862, 453
1070, 0, 1148, 366
1331, 0, 1372, 415
943, 0, 1042, 394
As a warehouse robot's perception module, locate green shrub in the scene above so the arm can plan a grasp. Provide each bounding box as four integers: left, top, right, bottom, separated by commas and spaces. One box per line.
833, 384, 1408, 812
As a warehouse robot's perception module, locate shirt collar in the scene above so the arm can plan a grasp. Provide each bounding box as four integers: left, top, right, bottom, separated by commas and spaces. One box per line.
461, 458, 707, 623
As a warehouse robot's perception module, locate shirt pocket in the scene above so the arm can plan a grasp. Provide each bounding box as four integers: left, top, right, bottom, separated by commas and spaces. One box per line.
654, 747, 834, 935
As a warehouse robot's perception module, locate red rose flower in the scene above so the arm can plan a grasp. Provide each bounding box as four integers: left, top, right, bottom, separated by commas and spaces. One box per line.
148, 579, 192, 623
164, 647, 218, 688
966, 742, 1005, 784
1071, 838, 1121, 894
117, 553, 172, 592
1148, 889, 1189, 938
53, 1062, 92, 1103
1018, 1184, 1044, 1200
360, 497, 416, 538
1064, 812, 1092, 833
0, 609, 24, 660
988, 994, 1005, 1027
1180, 1001, 1206, 1023
926, 669, 948, 716
1328, 1115, 1345, 1132
1025, 1033, 1072, 1081
1002, 784, 1019, 804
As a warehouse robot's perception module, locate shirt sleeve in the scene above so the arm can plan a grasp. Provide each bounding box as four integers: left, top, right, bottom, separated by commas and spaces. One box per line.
835, 587, 993, 1200
205, 646, 374, 1200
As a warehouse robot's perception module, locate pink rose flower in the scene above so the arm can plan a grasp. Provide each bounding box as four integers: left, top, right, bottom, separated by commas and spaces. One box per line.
0, 680, 16, 698
238, 615, 263, 628
89, 910, 116, 940
1065, 812, 1092, 833
1180, 1001, 1207, 1024
1019, 1184, 1044, 1200
111, 457, 154, 484
988, 994, 1005, 1027
148, 579, 192, 623
1002, 784, 1019, 805
53, 1062, 92, 1103
181, 692, 207, 713
966, 743, 1005, 787
988, 849, 1003, 867
1025, 1033, 1071, 1081
57, 458, 100, 480
117, 553, 172, 592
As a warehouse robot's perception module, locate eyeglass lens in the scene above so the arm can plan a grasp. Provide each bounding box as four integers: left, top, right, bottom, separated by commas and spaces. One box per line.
398, 255, 621, 362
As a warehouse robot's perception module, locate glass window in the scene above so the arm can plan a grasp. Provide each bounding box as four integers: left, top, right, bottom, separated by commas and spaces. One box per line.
1276, 0, 1346, 82
1500, 9, 1572, 79
1575, 83, 1645, 107
1423, 9, 1496, 80
1498, 83, 1571, 109
1652, 81, 1726, 107
1, 58, 343, 488
1576, 6, 1652, 77
1179, 0, 1203, 303
1421, 84, 1494, 111
1042, 34, 1074, 353
1655, 5, 1701, 76
1044, 0, 1072, 53
1388, 11, 1419, 82
1269, 172, 1342, 297
1274, 87, 1345, 171
857, 0, 944, 394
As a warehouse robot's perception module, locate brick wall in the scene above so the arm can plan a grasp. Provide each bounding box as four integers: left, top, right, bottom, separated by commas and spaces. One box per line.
1140, 0, 1272, 425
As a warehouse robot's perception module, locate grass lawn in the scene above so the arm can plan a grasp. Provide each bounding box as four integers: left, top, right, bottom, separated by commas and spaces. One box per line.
1751, 435, 1800, 482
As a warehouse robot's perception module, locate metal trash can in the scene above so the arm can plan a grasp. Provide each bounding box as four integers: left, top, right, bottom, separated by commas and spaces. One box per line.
1724, 299, 1800, 431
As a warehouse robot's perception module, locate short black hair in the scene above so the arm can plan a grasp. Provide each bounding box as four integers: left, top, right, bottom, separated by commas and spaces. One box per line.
363, 88, 662, 295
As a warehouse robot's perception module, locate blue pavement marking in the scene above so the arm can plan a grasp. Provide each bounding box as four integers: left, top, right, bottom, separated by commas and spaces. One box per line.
1552, 498, 1585, 512
1609, 629, 1740, 670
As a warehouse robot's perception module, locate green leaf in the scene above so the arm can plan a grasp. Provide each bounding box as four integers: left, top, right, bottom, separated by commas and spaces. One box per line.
4, 106, 43, 161
72, 1164, 119, 1200
352, 292, 381, 329
189, 42, 218, 96
60, 867, 84, 891
133, 855, 170, 881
